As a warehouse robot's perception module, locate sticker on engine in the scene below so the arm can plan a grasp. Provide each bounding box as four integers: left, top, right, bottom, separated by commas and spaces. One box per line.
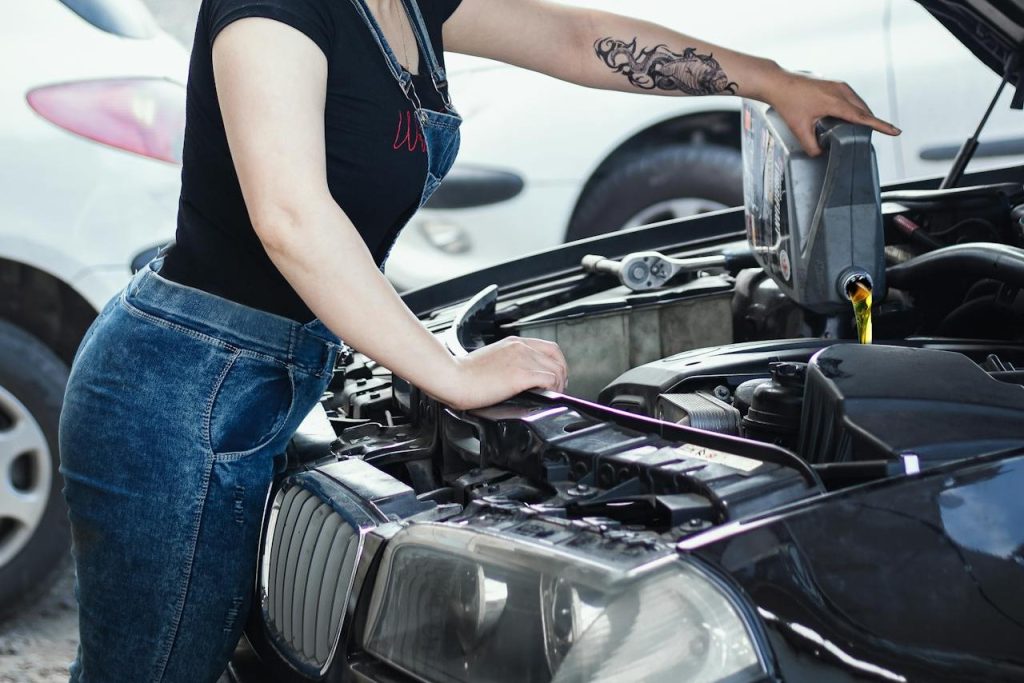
675, 444, 763, 473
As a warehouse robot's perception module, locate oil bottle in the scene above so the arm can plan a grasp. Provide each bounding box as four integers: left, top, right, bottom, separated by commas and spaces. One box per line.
742, 100, 886, 316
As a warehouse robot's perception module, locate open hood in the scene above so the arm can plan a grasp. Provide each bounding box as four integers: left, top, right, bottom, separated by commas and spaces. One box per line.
918, 0, 1024, 103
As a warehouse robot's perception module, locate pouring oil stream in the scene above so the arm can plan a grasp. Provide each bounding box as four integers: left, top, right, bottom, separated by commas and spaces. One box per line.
846, 278, 873, 344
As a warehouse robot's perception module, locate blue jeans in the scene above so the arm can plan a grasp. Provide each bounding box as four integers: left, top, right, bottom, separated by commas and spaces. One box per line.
59, 260, 340, 682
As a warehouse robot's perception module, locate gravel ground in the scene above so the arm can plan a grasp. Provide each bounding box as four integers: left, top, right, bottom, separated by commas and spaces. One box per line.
0, 8, 204, 683
0, 568, 77, 683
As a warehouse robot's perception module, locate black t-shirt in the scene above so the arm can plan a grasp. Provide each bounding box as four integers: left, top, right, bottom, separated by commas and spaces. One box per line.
162, 0, 461, 321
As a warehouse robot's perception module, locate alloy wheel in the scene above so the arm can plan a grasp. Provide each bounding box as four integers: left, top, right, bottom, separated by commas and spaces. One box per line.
0, 384, 52, 568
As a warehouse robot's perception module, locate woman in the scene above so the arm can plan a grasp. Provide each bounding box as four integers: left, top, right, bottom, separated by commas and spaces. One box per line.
58, 0, 899, 680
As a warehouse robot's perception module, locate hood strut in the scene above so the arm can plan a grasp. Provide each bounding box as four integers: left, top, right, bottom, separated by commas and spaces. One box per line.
941, 51, 1023, 189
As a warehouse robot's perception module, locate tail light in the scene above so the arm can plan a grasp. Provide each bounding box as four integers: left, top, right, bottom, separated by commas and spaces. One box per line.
27, 78, 186, 164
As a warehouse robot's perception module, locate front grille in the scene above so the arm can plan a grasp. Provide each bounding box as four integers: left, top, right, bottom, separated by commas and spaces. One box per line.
261, 482, 365, 673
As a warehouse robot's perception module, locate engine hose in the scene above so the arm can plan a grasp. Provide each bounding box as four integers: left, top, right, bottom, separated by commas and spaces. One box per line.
886, 243, 1024, 290
891, 214, 944, 251
937, 296, 1014, 338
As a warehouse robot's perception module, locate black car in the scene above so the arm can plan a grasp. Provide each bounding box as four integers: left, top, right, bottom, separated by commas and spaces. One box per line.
228, 2, 1024, 681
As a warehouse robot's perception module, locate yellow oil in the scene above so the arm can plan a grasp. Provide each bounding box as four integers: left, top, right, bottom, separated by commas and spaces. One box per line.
847, 280, 873, 345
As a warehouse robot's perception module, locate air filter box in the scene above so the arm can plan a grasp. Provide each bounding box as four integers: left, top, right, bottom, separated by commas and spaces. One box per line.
799, 345, 1024, 464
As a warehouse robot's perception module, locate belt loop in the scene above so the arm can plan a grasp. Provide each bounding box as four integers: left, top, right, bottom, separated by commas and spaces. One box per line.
126, 266, 148, 299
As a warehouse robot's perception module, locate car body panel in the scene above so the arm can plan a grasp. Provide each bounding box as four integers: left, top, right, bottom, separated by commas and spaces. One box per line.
384, 181, 580, 289
0, 0, 186, 309
688, 451, 1024, 681
915, 0, 1024, 78
71, 265, 138, 312
236, 134, 1024, 683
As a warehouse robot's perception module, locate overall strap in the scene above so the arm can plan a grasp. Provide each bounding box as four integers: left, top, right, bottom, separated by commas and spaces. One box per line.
346, 0, 423, 110
398, 0, 454, 110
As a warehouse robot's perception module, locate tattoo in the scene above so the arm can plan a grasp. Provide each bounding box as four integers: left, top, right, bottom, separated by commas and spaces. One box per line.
594, 37, 738, 96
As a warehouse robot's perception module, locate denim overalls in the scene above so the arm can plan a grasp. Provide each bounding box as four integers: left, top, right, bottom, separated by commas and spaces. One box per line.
58, 2, 460, 680
351, 0, 463, 210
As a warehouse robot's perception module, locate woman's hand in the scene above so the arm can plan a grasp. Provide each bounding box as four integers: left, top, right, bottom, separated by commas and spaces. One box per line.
763, 69, 901, 157
440, 337, 569, 410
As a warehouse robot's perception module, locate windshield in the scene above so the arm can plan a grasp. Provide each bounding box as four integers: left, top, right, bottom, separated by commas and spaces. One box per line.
58, 0, 158, 38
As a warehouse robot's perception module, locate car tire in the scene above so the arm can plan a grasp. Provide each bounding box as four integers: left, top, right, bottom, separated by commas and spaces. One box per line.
567, 143, 744, 241
0, 319, 71, 622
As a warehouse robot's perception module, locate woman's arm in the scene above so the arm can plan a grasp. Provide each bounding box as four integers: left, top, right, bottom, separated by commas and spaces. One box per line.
211, 18, 567, 409
444, 0, 900, 155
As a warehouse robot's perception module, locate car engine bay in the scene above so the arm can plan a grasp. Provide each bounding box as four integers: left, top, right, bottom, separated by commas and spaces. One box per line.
301, 102, 1024, 540
243, 99, 1024, 682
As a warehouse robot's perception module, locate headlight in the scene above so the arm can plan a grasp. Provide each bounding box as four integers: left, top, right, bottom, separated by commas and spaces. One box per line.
363, 523, 764, 683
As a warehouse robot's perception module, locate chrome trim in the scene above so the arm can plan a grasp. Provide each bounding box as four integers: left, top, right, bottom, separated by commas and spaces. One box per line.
257, 474, 387, 678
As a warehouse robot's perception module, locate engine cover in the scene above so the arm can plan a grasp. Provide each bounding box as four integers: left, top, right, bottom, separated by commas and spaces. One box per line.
799, 344, 1024, 464
600, 338, 1024, 418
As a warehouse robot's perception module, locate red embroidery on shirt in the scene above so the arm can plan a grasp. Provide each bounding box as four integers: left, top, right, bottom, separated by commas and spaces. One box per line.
393, 110, 426, 153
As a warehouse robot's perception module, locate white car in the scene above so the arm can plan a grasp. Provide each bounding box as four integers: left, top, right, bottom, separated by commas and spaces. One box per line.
387, 0, 1024, 290
0, 0, 185, 616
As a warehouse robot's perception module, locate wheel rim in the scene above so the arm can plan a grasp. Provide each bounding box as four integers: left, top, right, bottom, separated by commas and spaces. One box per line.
0, 385, 52, 568
621, 197, 730, 230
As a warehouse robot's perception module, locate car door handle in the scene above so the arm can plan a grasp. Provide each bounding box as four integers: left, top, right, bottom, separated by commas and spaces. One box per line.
920, 137, 1024, 160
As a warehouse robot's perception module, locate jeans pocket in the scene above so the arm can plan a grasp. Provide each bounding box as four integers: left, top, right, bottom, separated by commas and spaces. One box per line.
207, 351, 295, 461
